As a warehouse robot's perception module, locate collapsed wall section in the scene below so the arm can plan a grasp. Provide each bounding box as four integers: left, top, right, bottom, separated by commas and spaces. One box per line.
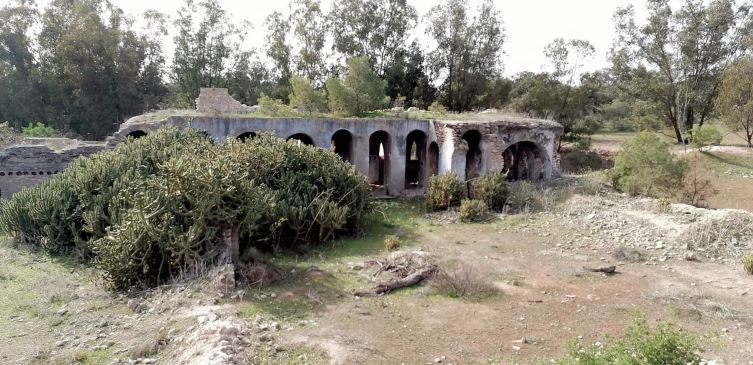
0, 142, 105, 198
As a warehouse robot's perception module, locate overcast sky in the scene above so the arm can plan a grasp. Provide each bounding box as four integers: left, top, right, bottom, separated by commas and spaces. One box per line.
35, 0, 656, 76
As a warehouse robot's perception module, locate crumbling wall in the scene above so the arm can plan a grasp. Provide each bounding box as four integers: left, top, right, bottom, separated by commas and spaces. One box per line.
0, 142, 105, 198
195, 88, 256, 114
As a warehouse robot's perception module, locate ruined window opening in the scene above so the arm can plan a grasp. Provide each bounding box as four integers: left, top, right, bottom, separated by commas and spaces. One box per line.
368, 131, 391, 191
127, 130, 147, 139
501, 141, 545, 181
462, 130, 482, 180
237, 132, 256, 142
287, 133, 315, 146
428, 142, 439, 178
331, 130, 353, 163
405, 130, 427, 188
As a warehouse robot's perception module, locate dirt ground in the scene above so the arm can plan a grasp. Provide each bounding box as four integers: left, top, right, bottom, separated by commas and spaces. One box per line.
1, 132, 753, 365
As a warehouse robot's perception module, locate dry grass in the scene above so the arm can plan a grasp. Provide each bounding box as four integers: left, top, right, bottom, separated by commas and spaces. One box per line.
612, 247, 646, 263
682, 212, 753, 258
383, 235, 401, 252
431, 262, 498, 300
237, 262, 281, 287
743, 255, 753, 275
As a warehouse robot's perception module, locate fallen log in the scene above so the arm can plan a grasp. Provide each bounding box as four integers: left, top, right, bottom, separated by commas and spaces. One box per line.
354, 266, 436, 297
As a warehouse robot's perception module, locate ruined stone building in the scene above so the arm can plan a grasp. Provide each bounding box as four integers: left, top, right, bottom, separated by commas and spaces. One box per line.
1, 88, 563, 198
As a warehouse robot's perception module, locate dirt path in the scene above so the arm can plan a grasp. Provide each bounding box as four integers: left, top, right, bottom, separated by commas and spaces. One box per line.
273, 218, 753, 364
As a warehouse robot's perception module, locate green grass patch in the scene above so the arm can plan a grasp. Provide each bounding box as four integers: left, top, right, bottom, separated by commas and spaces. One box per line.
700, 151, 753, 176
70, 349, 113, 365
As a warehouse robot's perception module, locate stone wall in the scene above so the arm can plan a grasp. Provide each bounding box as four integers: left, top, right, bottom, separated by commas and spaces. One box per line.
1, 91, 564, 199
0, 142, 106, 198
195, 88, 256, 114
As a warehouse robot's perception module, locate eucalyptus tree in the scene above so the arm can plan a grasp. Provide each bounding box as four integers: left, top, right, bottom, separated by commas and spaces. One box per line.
329, 0, 418, 76
425, 0, 505, 111
289, 0, 327, 83
716, 56, 753, 147
612, 0, 753, 143
0, 0, 39, 129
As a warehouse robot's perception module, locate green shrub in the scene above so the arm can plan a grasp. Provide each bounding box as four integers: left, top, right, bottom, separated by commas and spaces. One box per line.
562, 149, 603, 173
611, 132, 687, 197
743, 255, 753, 275
289, 76, 327, 115
0, 129, 370, 290
428, 101, 447, 115
258, 95, 296, 117
384, 235, 401, 251
550, 318, 702, 365
459, 199, 488, 223
692, 124, 722, 150
21, 122, 57, 137
426, 172, 462, 211
471, 172, 508, 211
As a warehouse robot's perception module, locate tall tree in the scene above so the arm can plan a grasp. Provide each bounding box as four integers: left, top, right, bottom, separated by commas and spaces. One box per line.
329, 0, 418, 76
264, 11, 293, 100
289, 0, 327, 83
172, 0, 237, 106
0, 0, 40, 128
612, 0, 753, 143
383, 41, 436, 109
544, 38, 595, 126
716, 56, 753, 147
425, 0, 505, 111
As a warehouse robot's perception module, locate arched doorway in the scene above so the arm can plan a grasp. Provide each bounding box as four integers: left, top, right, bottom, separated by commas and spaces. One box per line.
237, 132, 256, 142
331, 130, 353, 163
502, 141, 546, 181
405, 130, 427, 188
127, 130, 147, 139
462, 130, 482, 180
287, 133, 315, 146
368, 131, 391, 190
428, 142, 439, 178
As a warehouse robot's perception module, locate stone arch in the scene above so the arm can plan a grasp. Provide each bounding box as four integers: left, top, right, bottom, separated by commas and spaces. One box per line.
287, 133, 315, 146
237, 131, 256, 142
405, 130, 427, 188
368, 130, 391, 190
331, 129, 353, 163
127, 130, 147, 139
501, 141, 547, 181
462, 130, 483, 180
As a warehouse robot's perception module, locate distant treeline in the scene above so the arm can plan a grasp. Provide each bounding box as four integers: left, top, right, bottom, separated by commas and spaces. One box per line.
1, 0, 752, 143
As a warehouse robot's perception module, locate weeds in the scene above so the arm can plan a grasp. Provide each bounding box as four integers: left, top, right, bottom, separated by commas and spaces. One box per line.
549, 318, 702, 365
743, 255, 753, 275
431, 262, 498, 300
459, 199, 489, 223
383, 235, 401, 252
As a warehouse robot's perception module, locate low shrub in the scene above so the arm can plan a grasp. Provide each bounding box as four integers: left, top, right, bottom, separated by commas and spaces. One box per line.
656, 197, 672, 213
676, 154, 717, 207
562, 149, 603, 173
743, 255, 753, 275
384, 235, 401, 252
505, 181, 550, 213
611, 132, 687, 197
425, 172, 462, 211
431, 262, 497, 299
692, 124, 722, 150
459, 199, 489, 223
549, 318, 702, 365
471, 172, 508, 211
21, 122, 57, 138
0, 129, 370, 290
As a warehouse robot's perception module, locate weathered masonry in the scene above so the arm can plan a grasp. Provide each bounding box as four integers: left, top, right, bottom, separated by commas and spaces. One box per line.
0, 89, 563, 198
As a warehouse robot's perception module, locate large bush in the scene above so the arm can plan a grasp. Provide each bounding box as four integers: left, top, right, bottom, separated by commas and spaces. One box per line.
425, 172, 463, 211
0, 129, 369, 289
471, 172, 508, 211
611, 132, 687, 197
